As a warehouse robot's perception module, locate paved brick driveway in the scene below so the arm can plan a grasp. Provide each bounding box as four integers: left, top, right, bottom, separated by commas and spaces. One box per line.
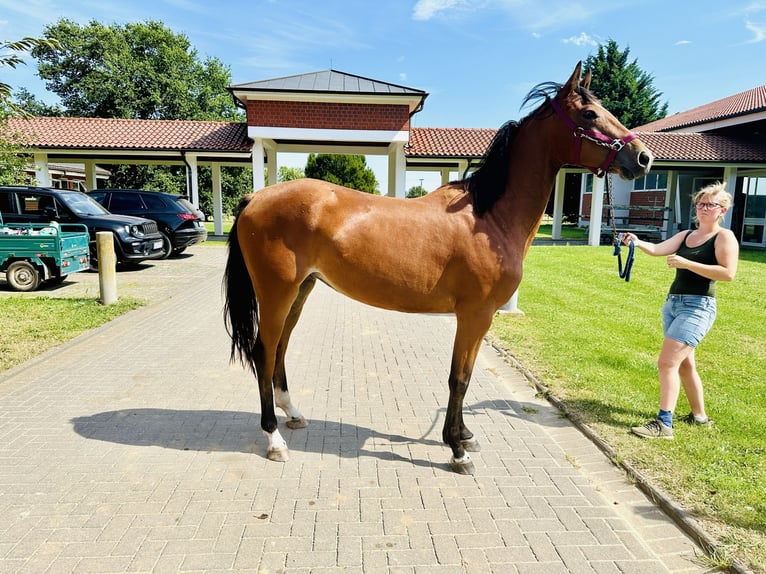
0, 243, 707, 573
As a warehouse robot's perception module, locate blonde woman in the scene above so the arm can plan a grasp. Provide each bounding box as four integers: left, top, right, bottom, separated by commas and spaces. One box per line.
622, 181, 739, 439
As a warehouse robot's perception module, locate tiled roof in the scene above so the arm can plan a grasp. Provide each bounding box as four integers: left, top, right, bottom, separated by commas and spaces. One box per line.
6, 116, 252, 152
406, 127, 496, 158
7, 117, 766, 164
230, 69, 426, 96
637, 84, 766, 132
636, 131, 766, 163
406, 128, 766, 164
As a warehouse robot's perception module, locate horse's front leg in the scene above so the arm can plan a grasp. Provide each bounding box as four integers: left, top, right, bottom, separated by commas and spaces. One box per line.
443, 311, 493, 475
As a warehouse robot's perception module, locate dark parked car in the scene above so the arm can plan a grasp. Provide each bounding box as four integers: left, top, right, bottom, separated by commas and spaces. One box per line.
0, 186, 164, 266
88, 189, 207, 258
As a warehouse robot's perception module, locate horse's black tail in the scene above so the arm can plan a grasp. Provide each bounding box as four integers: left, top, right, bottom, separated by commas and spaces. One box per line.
223, 195, 259, 375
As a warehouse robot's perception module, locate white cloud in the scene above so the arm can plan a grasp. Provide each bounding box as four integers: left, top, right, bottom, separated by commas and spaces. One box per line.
561, 32, 597, 47
675, 40, 692, 45
412, 0, 475, 21
745, 20, 766, 43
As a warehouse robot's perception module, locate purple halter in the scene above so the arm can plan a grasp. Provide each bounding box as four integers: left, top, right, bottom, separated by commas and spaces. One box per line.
548, 97, 637, 177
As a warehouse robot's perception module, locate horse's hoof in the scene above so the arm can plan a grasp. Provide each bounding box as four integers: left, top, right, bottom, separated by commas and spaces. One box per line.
286, 416, 307, 429
267, 448, 289, 462
461, 438, 481, 452
449, 455, 475, 475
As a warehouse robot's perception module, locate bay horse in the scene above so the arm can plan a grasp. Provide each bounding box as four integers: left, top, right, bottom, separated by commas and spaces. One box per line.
224, 62, 653, 475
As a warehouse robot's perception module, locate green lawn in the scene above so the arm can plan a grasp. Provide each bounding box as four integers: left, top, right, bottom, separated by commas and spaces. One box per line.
489, 246, 766, 572
204, 219, 233, 235
0, 297, 142, 372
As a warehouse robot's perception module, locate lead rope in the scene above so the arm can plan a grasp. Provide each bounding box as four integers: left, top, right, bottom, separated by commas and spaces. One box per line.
607, 174, 635, 282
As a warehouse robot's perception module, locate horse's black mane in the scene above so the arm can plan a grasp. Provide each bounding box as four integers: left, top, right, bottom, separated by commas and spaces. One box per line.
465, 81, 595, 216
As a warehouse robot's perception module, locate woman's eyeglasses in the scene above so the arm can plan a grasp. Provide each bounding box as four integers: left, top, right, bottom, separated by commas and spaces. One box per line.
696, 202, 722, 210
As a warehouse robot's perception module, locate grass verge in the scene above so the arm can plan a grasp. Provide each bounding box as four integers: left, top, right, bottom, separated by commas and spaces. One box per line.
0, 297, 143, 373
489, 245, 766, 572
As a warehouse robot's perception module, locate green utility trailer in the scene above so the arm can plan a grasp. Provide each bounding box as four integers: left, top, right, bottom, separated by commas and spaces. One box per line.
0, 215, 90, 292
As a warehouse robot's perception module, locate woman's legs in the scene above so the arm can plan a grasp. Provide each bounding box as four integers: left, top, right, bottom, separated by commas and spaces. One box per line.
657, 337, 695, 416
679, 350, 707, 419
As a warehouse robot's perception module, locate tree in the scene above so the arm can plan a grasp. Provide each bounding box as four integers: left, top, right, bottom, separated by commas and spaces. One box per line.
30, 19, 242, 121
1, 37, 60, 115
22, 20, 250, 208
11, 88, 63, 116
583, 39, 668, 129
407, 185, 427, 198
278, 166, 304, 182
305, 154, 378, 194
1, 36, 61, 183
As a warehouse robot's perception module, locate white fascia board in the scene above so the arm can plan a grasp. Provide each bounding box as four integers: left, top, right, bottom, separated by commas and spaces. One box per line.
248, 126, 409, 143
233, 90, 422, 111
669, 110, 766, 133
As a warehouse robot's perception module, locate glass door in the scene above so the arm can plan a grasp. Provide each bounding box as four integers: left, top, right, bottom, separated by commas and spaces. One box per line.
742, 177, 766, 247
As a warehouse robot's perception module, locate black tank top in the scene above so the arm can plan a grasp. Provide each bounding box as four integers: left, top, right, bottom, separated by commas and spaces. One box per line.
669, 231, 719, 297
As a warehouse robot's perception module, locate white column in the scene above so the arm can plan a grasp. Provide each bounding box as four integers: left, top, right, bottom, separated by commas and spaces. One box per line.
34, 153, 50, 187
551, 170, 566, 240
664, 170, 678, 239
252, 139, 265, 191
588, 176, 606, 246
387, 141, 406, 198
186, 154, 199, 208
457, 160, 469, 180
212, 163, 223, 236
264, 140, 277, 187
84, 161, 98, 191
441, 168, 451, 186
723, 167, 737, 230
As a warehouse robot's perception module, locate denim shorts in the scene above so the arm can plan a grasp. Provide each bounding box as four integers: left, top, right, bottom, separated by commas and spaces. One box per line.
661, 294, 717, 348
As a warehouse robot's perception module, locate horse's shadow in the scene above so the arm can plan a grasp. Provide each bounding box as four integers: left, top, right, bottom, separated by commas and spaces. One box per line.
70, 408, 444, 469
69, 398, 565, 470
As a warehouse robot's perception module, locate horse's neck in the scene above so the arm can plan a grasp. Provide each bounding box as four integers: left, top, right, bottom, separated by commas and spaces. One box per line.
492, 125, 561, 237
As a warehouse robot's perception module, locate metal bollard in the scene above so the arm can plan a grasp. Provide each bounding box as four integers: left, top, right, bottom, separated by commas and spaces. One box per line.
96, 231, 117, 305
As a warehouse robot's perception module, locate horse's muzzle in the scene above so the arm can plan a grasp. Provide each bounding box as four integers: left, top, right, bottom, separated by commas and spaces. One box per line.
618, 145, 654, 180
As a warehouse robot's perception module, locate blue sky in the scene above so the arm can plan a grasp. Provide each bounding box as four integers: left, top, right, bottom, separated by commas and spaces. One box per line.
2, 0, 765, 190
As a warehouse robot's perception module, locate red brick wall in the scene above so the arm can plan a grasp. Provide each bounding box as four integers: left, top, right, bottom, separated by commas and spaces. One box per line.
246, 100, 410, 131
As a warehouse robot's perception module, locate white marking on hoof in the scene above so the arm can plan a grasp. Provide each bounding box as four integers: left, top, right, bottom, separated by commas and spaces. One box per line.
264, 429, 289, 462
286, 416, 307, 429
275, 389, 305, 428
449, 453, 475, 475
461, 437, 481, 452
267, 447, 289, 462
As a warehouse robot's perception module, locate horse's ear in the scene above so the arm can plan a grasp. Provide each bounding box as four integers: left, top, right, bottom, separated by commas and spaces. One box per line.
582, 68, 592, 90
563, 62, 583, 95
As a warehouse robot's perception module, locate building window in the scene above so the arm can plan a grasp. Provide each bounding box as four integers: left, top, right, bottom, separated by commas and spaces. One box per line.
633, 172, 668, 191
584, 173, 594, 193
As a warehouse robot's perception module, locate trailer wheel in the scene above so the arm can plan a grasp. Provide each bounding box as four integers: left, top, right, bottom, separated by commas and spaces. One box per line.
7, 261, 41, 292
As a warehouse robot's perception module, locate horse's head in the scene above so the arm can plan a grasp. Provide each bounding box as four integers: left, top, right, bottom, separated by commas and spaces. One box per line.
551, 62, 653, 180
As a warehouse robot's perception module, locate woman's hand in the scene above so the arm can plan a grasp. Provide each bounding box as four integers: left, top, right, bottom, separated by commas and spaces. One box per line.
622, 232, 638, 246
666, 254, 687, 269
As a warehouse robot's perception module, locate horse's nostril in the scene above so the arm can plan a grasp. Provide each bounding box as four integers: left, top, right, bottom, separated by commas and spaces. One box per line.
639, 151, 653, 168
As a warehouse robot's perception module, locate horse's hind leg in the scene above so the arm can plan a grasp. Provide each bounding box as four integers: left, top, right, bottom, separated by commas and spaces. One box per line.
252, 286, 304, 463
273, 275, 316, 429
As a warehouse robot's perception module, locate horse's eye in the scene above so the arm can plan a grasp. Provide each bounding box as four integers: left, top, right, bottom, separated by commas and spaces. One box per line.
582, 109, 598, 121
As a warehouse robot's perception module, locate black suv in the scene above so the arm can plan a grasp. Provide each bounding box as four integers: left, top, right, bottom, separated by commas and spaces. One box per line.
0, 186, 164, 266
88, 189, 208, 258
